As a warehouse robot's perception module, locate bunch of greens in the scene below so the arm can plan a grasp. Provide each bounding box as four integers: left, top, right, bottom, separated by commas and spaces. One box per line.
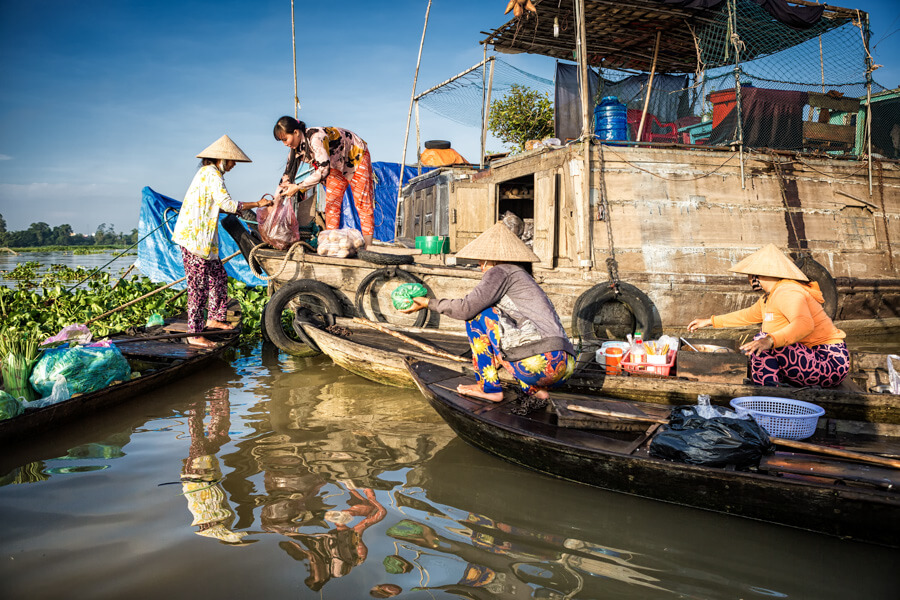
0, 328, 40, 402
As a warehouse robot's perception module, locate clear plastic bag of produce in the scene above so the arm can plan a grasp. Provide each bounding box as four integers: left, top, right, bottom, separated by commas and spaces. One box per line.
29, 346, 131, 398
649, 404, 774, 468
391, 283, 428, 310
316, 228, 365, 258
257, 195, 300, 250
0, 390, 24, 420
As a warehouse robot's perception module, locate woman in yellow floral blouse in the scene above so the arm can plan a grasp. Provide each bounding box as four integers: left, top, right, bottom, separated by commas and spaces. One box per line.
172, 135, 272, 348
402, 222, 575, 402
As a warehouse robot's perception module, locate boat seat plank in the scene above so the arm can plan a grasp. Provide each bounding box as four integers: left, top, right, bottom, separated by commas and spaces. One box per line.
115, 340, 207, 360
346, 327, 471, 357
761, 453, 900, 488
550, 395, 670, 432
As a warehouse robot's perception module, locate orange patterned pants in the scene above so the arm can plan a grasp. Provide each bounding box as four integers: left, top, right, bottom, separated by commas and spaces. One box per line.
324, 149, 374, 235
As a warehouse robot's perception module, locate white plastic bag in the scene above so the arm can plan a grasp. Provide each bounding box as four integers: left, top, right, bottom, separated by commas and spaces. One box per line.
888, 355, 900, 395
29, 375, 71, 409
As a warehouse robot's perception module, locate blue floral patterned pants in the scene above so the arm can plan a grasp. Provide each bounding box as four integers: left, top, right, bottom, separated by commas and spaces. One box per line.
466, 307, 575, 395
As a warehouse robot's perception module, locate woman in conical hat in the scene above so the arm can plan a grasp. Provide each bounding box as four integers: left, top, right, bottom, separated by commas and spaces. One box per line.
402, 222, 576, 402
688, 244, 848, 388
172, 135, 273, 348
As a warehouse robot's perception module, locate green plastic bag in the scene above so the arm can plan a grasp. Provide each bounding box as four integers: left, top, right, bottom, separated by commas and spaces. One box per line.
391, 283, 428, 311
146, 313, 164, 327
0, 390, 24, 420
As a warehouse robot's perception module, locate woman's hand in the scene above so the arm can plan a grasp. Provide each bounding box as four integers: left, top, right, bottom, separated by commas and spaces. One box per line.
740, 334, 774, 356
278, 182, 302, 197
258, 196, 274, 208
399, 296, 429, 313
687, 317, 712, 332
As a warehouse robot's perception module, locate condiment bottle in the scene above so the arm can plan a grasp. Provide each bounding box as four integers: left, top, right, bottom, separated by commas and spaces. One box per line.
632, 331, 645, 363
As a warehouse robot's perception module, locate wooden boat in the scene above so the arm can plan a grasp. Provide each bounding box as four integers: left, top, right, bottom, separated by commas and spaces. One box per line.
296, 318, 899, 436
406, 358, 900, 547
297, 317, 475, 387
0, 301, 242, 444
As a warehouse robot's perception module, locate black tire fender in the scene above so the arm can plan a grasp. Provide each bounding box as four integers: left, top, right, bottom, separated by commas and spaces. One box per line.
793, 255, 838, 320
263, 279, 343, 356
355, 267, 429, 328
572, 281, 655, 341
356, 249, 414, 265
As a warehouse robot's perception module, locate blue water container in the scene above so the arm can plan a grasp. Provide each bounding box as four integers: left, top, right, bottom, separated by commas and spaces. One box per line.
594, 96, 628, 143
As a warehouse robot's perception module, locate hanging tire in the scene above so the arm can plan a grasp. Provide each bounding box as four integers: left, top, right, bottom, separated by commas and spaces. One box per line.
356, 249, 415, 265
572, 282, 655, 341
263, 279, 343, 356
355, 267, 429, 328
793, 255, 838, 320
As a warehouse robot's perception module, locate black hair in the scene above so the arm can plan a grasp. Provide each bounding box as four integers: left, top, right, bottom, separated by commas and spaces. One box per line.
273, 116, 306, 140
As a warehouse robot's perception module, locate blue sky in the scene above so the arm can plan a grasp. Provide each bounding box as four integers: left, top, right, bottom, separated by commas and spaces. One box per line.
1, 0, 897, 234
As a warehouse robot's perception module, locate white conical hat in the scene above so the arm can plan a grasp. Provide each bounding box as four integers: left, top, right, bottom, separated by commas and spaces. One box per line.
455, 222, 540, 263
728, 244, 809, 281
196, 135, 252, 162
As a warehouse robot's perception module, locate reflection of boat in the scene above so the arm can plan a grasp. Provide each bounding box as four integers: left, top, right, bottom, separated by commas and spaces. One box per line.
406, 358, 900, 547
0, 301, 241, 444
299, 319, 899, 436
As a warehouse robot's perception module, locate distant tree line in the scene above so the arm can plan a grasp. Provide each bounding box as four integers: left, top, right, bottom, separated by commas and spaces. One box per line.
0, 213, 138, 248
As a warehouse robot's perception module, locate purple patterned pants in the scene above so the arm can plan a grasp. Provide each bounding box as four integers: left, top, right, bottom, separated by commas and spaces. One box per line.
181, 247, 228, 334
749, 331, 849, 388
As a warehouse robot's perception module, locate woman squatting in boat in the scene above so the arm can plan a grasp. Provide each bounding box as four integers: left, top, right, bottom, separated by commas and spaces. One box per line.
688, 244, 849, 388
402, 222, 576, 402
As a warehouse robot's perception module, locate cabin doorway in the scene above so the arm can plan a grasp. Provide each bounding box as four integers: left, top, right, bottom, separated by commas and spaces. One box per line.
498, 174, 535, 254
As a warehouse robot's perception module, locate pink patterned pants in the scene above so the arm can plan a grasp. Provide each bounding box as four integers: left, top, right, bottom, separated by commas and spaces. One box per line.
181, 247, 228, 334
749, 332, 849, 388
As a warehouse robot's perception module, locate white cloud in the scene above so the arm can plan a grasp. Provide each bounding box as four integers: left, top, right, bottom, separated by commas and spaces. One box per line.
0, 182, 139, 234
0, 155, 12, 161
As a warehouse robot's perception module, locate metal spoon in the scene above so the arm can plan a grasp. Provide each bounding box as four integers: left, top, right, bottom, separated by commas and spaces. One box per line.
680, 337, 700, 352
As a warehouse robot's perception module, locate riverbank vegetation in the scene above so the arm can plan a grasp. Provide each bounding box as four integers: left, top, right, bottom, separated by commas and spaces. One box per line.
0, 267, 266, 344
0, 213, 137, 249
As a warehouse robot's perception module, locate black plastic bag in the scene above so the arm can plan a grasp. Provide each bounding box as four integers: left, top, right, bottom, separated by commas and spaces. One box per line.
649, 405, 774, 468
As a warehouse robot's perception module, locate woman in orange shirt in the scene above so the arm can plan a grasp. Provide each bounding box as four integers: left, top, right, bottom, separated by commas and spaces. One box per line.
688, 244, 848, 388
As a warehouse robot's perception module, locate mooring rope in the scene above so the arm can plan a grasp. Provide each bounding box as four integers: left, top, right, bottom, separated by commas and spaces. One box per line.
247, 241, 309, 281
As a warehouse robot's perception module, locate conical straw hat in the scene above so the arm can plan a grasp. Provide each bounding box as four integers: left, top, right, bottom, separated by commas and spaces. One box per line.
455, 221, 540, 263
728, 244, 809, 281
195, 135, 252, 162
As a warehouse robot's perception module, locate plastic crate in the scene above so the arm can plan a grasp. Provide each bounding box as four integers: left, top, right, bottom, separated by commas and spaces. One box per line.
621, 350, 676, 376
729, 396, 824, 440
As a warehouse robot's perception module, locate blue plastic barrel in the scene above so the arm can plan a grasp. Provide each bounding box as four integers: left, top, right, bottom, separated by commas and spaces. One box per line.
594, 96, 628, 142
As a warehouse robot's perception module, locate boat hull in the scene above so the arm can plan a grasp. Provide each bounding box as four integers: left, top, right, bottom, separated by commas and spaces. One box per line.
407, 359, 900, 547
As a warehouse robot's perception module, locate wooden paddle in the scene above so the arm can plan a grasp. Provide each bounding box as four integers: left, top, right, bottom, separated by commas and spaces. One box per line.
351, 317, 468, 364
567, 403, 900, 470
108, 329, 237, 344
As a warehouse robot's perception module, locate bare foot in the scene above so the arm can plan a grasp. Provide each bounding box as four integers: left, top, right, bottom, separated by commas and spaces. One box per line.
205, 320, 235, 330
187, 336, 218, 349
456, 382, 504, 402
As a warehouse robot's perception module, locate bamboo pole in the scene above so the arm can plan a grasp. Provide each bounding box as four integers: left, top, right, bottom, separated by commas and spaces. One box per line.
575, 0, 593, 269
480, 43, 488, 169
396, 0, 433, 231
351, 317, 468, 363
111, 263, 136, 289
636, 31, 662, 143
482, 58, 495, 166
85, 251, 241, 326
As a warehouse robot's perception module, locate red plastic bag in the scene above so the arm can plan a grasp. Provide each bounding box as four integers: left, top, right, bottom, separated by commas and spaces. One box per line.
257, 195, 300, 250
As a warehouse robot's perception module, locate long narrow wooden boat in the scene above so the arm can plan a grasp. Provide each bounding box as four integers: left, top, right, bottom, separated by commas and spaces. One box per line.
406, 358, 900, 547
0, 301, 242, 444
298, 318, 899, 436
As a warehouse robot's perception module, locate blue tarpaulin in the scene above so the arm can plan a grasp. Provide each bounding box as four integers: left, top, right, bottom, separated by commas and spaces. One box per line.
136, 162, 430, 287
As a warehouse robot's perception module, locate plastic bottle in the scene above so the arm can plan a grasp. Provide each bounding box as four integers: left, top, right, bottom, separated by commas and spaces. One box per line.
631, 331, 646, 363
593, 96, 628, 143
